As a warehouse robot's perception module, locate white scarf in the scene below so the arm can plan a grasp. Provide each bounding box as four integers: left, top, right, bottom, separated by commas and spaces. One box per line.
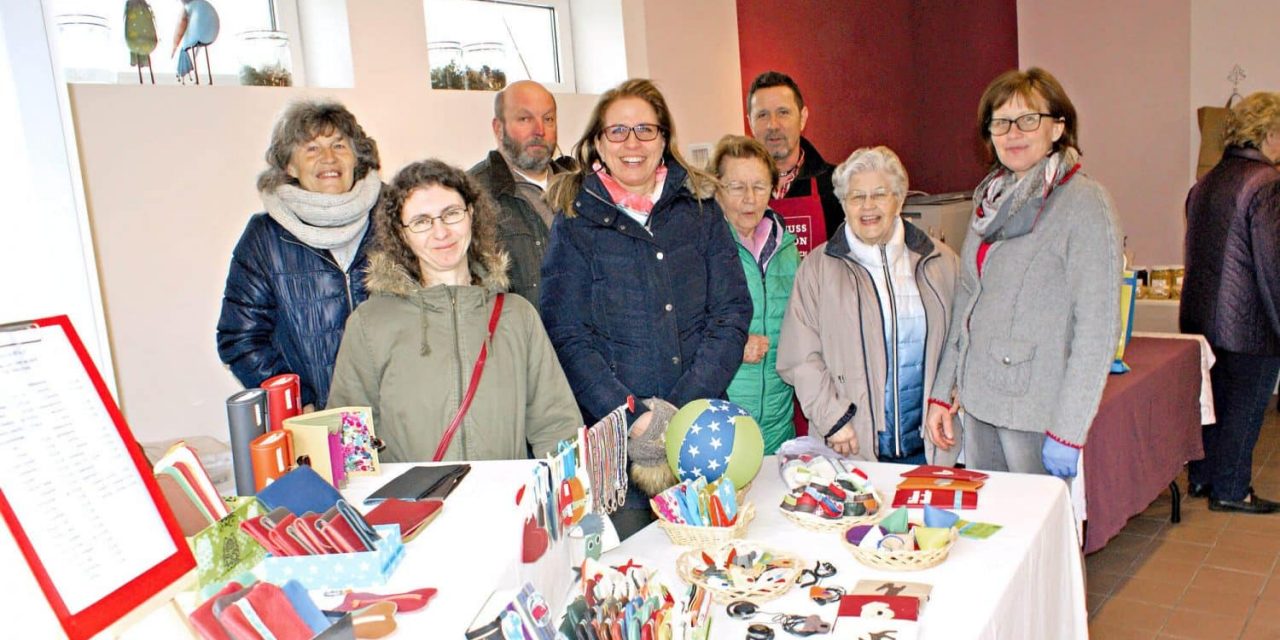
261, 173, 382, 250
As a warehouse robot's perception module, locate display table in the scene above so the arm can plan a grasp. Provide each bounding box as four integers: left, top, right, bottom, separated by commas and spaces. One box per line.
608, 460, 1086, 639
1083, 336, 1203, 553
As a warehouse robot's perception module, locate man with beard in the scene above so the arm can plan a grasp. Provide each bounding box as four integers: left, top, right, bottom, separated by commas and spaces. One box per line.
747, 71, 841, 255
469, 80, 575, 310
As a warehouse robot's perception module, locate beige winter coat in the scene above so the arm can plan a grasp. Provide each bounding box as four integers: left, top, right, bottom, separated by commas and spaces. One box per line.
327, 251, 581, 462
777, 221, 961, 465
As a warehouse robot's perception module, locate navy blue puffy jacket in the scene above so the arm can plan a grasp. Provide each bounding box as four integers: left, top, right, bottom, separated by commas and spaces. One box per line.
216, 213, 372, 408
539, 160, 752, 424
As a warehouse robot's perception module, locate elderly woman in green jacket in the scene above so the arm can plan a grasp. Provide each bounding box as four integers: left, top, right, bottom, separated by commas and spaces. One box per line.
712, 135, 800, 454
328, 159, 579, 462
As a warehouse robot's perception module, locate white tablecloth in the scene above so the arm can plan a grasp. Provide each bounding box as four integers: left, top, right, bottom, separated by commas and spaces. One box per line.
117, 458, 1086, 638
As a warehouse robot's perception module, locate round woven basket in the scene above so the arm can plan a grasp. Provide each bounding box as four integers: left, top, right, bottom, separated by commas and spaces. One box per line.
654, 502, 756, 547
842, 526, 958, 571
778, 485, 886, 532
676, 541, 802, 603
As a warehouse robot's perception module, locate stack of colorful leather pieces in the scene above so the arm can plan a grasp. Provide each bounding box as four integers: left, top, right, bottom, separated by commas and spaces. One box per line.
240, 499, 379, 556
190, 579, 408, 640
650, 476, 739, 526
153, 441, 231, 537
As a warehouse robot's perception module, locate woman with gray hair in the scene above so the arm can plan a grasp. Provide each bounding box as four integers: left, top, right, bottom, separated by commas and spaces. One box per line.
217, 99, 382, 410
777, 146, 959, 465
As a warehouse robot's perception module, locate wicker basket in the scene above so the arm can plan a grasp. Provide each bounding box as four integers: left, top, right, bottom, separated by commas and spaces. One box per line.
843, 526, 958, 571
654, 502, 756, 547
676, 541, 802, 603
778, 485, 886, 532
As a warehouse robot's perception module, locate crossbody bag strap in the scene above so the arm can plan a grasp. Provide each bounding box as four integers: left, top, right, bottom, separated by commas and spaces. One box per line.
432, 293, 505, 462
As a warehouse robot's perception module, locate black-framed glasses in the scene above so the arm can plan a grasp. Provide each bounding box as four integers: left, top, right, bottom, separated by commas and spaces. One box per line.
402, 206, 469, 234
987, 112, 1059, 135
602, 123, 665, 143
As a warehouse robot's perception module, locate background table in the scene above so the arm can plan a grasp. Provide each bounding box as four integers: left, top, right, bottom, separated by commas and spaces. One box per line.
1083, 336, 1203, 552
607, 459, 1087, 639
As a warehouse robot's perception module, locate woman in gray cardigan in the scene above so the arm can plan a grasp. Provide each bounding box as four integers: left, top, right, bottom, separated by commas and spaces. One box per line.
924, 68, 1122, 479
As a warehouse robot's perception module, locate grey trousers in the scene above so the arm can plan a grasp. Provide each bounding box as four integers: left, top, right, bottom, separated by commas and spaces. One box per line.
963, 413, 1047, 474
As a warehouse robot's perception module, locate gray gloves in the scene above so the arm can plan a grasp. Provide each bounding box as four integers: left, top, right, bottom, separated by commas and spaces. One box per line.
629, 398, 679, 495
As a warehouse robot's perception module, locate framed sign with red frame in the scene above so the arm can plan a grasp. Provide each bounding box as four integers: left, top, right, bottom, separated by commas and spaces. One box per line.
0, 316, 195, 639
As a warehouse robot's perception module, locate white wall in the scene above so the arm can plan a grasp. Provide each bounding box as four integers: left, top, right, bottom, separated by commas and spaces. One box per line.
69, 0, 744, 444
1189, 0, 1280, 183
1018, 0, 1192, 267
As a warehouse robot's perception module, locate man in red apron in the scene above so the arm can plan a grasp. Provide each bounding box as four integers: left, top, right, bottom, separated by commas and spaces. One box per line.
747, 71, 843, 259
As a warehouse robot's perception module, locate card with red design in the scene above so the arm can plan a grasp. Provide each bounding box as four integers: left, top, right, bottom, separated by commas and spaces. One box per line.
838, 594, 921, 620
899, 465, 988, 482
891, 488, 978, 510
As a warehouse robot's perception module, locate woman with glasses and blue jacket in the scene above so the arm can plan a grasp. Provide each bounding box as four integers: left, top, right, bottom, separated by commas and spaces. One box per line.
541, 79, 751, 510
924, 68, 1122, 479
778, 146, 960, 466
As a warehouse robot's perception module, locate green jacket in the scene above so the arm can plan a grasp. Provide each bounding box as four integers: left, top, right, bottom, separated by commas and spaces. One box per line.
725, 211, 800, 454
328, 251, 580, 462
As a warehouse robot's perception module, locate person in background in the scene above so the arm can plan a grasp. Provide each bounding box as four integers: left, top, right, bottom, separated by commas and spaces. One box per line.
328, 159, 579, 462
747, 70, 842, 254
1181, 91, 1280, 513
540, 79, 751, 535
924, 68, 1122, 479
711, 135, 799, 454
217, 99, 382, 410
469, 80, 575, 311
778, 146, 959, 466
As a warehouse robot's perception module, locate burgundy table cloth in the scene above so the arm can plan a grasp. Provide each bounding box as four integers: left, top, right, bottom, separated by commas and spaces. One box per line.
1083, 336, 1204, 553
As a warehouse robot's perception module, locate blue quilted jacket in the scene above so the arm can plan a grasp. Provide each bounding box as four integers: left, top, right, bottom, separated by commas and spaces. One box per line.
216, 213, 372, 408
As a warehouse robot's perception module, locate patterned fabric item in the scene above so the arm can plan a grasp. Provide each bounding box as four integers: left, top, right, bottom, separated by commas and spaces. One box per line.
843, 218, 926, 458
772, 146, 805, 199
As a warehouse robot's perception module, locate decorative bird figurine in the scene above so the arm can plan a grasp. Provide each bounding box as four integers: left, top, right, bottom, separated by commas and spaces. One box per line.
171, 0, 220, 84
124, 0, 158, 84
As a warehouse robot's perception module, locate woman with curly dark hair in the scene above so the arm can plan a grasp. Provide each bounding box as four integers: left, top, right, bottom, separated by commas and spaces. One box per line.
328, 159, 579, 462
217, 99, 383, 410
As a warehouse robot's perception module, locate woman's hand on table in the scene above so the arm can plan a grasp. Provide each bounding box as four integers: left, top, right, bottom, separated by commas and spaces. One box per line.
826, 425, 859, 457
742, 334, 770, 364
925, 403, 957, 450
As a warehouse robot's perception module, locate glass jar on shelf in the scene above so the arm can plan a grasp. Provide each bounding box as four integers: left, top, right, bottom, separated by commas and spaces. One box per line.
54, 13, 114, 83
462, 42, 507, 91
428, 40, 463, 89
237, 29, 293, 86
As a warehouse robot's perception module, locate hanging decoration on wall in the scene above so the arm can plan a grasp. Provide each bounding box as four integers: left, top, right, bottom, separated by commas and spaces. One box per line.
124, 0, 158, 84
171, 0, 220, 84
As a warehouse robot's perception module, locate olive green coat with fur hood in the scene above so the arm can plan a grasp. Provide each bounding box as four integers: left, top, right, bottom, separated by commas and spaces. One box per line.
327, 249, 581, 463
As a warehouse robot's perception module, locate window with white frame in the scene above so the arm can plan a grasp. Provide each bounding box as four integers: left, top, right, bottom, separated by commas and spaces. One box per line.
48, 0, 304, 85
424, 0, 576, 93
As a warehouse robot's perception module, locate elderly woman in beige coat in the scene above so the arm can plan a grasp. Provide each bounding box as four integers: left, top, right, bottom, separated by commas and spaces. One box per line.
777, 146, 960, 465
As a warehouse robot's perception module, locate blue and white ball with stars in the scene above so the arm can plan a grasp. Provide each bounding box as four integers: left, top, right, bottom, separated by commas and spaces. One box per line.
664, 399, 764, 487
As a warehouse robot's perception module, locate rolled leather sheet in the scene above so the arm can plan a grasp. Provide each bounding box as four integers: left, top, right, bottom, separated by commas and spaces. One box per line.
261, 372, 301, 432
226, 388, 267, 496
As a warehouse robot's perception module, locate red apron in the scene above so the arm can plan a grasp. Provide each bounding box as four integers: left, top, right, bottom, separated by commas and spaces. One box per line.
769, 179, 829, 437
769, 178, 829, 259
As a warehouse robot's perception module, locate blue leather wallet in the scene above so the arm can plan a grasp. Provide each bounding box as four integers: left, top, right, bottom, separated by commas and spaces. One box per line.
256, 465, 344, 516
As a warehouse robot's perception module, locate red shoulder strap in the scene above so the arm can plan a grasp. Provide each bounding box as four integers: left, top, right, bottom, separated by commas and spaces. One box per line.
432, 293, 505, 462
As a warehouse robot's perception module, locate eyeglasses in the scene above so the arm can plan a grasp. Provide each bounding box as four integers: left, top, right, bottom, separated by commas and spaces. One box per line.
401, 206, 469, 234
845, 189, 894, 209
987, 112, 1059, 135
601, 123, 665, 143
723, 181, 771, 200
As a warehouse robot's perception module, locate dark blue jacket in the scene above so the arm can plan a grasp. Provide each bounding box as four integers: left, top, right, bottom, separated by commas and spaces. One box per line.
539, 161, 752, 424
216, 213, 372, 408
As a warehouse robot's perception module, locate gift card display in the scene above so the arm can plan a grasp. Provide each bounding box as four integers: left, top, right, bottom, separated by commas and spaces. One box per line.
838, 594, 921, 620
892, 488, 978, 510
852, 580, 932, 602
896, 476, 985, 492
899, 465, 988, 482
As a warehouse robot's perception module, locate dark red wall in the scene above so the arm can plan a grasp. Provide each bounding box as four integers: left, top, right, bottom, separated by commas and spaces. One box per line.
736, 0, 1018, 194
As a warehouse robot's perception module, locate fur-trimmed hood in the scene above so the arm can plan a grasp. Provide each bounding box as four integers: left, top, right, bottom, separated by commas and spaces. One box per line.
364, 246, 510, 297
361, 246, 511, 355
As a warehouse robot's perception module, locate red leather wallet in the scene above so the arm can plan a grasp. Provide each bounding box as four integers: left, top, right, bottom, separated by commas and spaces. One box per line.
189, 581, 243, 640
317, 509, 370, 553
365, 498, 444, 542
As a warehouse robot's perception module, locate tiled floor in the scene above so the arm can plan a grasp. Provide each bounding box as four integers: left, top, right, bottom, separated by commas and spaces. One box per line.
1087, 407, 1280, 639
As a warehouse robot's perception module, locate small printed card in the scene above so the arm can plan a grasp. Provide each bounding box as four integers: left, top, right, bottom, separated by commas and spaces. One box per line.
891, 488, 978, 510
955, 519, 1003, 539
851, 580, 933, 602
838, 594, 921, 620
900, 465, 988, 482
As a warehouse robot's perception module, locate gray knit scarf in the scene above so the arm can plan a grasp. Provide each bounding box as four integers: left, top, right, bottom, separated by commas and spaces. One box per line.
261, 173, 382, 249
972, 147, 1080, 242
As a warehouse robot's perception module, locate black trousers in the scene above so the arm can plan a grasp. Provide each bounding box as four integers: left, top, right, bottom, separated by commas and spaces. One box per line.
1188, 348, 1280, 501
